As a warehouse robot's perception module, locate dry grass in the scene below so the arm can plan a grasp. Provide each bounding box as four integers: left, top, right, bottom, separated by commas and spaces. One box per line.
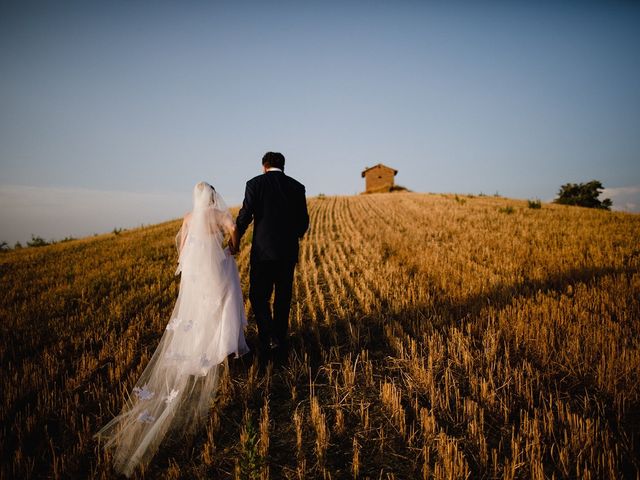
1, 192, 639, 479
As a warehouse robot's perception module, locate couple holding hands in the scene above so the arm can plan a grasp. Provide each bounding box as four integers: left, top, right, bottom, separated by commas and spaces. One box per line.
96, 151, 309, 477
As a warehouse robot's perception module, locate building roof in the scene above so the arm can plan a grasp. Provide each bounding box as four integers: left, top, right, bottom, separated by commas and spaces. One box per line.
361, 163, 398, 178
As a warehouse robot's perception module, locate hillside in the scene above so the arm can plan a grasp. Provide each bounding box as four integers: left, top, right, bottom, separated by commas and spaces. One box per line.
1, 193, 639, 479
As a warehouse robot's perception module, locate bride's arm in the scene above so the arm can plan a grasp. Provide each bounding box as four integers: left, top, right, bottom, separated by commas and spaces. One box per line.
178, 212, 191, 254
216, 210, 239, 253
228, 225, 239, 254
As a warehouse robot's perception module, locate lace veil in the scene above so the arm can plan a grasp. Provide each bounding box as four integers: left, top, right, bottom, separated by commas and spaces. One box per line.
175, 182, 234, 274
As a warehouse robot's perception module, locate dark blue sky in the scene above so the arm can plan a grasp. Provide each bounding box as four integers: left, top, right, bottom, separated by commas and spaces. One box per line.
1, 1, 639, 243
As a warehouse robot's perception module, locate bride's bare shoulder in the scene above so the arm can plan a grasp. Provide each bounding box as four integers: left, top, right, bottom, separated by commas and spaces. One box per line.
181, 212, 192, 226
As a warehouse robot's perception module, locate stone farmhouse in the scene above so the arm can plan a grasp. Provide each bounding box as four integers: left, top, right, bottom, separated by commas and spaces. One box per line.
361, 163, 398, 193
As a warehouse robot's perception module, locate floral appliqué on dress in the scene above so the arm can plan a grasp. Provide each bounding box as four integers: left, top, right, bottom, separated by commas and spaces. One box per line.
133, 384, 155, 401
164, 389, 179, 404
137, 410, 156, 423
165, 317, 182, 331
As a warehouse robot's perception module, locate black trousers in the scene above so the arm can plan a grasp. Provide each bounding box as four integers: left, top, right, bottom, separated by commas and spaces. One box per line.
249, 260, 297, 351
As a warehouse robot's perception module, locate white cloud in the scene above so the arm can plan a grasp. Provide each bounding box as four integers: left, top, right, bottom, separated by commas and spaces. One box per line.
602, 185, 640, 197
601, 185, 640, 213
0, 185, 192, 245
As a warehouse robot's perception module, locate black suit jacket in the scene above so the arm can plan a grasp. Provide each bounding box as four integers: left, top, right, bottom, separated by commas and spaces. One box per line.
236, 170, 309, 264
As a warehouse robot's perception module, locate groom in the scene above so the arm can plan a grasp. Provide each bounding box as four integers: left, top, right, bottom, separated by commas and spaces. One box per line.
232, 152, 309, 363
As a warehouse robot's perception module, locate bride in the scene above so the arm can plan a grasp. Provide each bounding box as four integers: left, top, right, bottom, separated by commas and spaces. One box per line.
95, 181, 249, 477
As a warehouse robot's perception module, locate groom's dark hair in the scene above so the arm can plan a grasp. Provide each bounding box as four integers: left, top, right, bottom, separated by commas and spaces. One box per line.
262, 152, 285, 170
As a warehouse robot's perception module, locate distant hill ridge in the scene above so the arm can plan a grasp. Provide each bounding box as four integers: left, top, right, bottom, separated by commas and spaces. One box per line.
4, 192, 635, 253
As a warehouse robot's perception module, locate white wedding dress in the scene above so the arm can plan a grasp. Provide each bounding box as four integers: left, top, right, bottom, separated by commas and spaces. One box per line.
95, 182, 249, 477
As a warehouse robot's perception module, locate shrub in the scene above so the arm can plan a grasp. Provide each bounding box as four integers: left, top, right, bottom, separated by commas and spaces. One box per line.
528, 199, 542, 209
554, 180, 612, 210
27, 235, 49, 247
499, 206, 515, 214
454, 195, 466, 205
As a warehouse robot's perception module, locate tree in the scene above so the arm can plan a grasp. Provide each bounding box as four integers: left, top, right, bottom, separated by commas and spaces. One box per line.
554, 180, 612, 210
27, 235, 49, 247
0, 241, 8, 252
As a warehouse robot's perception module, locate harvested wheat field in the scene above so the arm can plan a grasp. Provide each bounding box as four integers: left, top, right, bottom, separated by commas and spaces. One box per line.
1, 192, 639, 479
